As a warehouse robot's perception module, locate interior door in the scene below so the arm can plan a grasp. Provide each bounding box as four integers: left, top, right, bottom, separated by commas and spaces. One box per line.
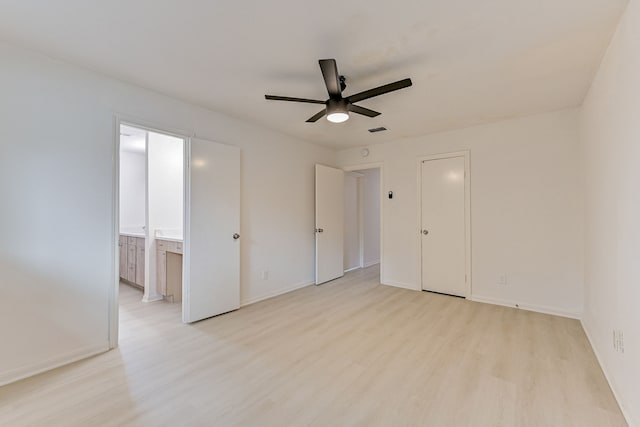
183, 138, 241, 323
421, 156, 466, 297
315, 164, 344, 284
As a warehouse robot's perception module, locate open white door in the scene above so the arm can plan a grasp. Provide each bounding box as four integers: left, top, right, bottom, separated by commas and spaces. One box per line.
183, 138, 240, 323
315, 164, 344, 284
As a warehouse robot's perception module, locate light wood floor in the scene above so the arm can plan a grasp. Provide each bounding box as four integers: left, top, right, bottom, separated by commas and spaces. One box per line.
0, 266, 626, 426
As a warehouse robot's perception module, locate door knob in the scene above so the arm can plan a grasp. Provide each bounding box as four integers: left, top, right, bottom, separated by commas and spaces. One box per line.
315, 228, 324, 233
233, 233, 240, 240
422, 229, 429, 235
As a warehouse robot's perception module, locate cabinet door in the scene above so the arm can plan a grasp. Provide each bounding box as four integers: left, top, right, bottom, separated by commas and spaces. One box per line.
135, 245, 145, 286
127, 244, 136, 282
157, 250, 167, 295
119, 240, 128, 279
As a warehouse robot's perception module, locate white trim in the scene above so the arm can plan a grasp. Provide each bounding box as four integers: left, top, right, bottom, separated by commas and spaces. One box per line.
342, 161, 384, 171
342, 162, 384, 282
358, 175, 365, 268
141, 294, 164, 303
109, 117, 120, 349
364, 260, 380, 268
182, 138, 192, 323
581, 319, 636, 427
115, 113, 193, 140
141, 129, 154, 302
470, 295, 581, 319
416, 151, 472, 298
0, 344, 108, 387
240, 280, 314, 307
381, 280, 418, 291
344, 266, 360, 273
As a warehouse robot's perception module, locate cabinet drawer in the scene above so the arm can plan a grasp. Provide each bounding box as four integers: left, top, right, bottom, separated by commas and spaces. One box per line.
157, 239, 167, 251
167, 241, 180, 254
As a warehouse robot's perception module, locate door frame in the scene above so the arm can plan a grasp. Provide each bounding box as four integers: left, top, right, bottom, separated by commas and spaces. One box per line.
416, 151, 471, 297
110, 114, 191, 349
342, 162, 384, 282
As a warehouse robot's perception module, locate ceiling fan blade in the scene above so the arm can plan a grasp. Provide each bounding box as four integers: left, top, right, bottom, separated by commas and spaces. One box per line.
319, 59, 341, 98
306, 109, 327, 123
349, 104, 381, 118
265, 95, 326, 104
347, 78, 412, 103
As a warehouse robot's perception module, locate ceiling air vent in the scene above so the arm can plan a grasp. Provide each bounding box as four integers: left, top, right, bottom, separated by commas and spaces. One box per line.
368, 127, 387, 133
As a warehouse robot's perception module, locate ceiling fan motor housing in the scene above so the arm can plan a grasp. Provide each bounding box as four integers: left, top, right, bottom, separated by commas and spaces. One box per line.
327, 98, 349, 114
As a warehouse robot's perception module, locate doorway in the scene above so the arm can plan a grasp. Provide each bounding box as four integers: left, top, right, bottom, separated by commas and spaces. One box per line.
343, 165, 382, 282
418, 152, 471, 298
314, 163, 383, 285
118, 123, 185, 313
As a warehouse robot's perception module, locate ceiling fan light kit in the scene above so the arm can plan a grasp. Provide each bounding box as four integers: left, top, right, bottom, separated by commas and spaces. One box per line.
265, 59, 412, 125
327, 112, 349, 123
326, 99, 350, 123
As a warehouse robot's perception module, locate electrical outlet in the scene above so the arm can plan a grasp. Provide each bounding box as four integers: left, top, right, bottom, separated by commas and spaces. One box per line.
261, 270, 269, 280
499, 274, 507, 285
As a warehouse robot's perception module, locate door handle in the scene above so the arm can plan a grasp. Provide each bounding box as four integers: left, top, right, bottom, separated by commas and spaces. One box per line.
233, 233, 240, 240
422, 229, 429, 235
315, 228, 324, 233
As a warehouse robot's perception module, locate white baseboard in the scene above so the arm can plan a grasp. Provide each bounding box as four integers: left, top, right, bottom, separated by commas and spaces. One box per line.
581, 319, 636, 427
469, 295, 581, 319
0, 343, 109, 387
381, 280, 418, 291
364, 260, 380, 268
241, 280, 314, 307
142, 295, 164, 303
344, 266, 360, 273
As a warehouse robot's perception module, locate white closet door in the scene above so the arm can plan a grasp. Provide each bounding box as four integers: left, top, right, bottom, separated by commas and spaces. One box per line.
315, 164, 344, 284
421, 156, 467, 297
183, 138, 241, 323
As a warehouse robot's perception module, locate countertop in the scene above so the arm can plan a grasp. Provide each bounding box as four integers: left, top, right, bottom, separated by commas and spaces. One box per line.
120, 231, 145, 238
156, 236, 183, 243
155, 229, 183, 243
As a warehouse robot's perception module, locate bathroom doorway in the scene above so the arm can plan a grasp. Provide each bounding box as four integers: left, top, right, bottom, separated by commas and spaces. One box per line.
117, 123, 186, 327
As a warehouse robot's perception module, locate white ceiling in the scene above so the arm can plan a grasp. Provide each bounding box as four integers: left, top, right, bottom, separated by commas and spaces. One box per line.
0, 0, 628, 148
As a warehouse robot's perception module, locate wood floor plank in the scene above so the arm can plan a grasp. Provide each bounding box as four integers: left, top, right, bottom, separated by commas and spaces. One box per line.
0, 265, 626, 426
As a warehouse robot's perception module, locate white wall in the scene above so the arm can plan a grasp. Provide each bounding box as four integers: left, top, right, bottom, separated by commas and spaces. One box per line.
148, 132, 183, 235
0, 41, 335, 385
119, 150, 146, 231
579, 0, 640, 424
146, 131, 184, 300
337, 109, 584, 317
343, 173, 360, 271
361, 168, 380, 267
